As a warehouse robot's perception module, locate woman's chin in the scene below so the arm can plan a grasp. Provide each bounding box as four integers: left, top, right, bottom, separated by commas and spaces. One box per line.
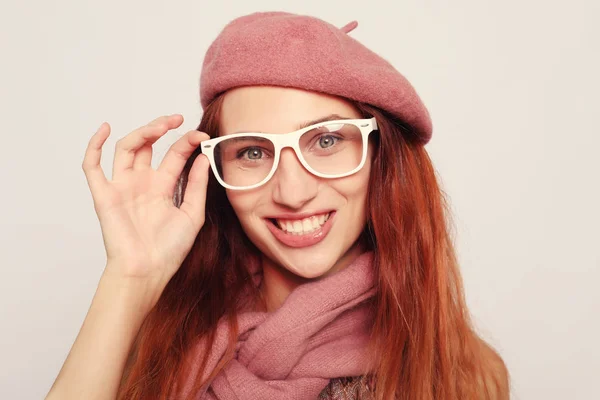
278, 252, 339, 279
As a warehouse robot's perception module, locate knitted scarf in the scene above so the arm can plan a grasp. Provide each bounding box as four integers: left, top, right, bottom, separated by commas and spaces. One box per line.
178, 251, 376, 399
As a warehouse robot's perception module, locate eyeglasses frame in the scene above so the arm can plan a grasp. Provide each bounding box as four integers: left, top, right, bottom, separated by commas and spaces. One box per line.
200, 117, 378, 190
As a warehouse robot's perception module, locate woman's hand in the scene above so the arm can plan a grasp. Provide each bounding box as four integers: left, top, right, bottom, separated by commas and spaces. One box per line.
45, 115, 210, 400
82, 114, 211, 305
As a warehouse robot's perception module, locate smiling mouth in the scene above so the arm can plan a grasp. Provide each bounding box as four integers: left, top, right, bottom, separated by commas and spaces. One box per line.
268, 212, 332, 236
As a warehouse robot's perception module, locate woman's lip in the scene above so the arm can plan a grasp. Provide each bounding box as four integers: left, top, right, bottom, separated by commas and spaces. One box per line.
265, 211, 336, 248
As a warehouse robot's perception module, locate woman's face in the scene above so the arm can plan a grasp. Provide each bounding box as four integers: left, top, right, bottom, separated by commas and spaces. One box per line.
219, 86, 373, 278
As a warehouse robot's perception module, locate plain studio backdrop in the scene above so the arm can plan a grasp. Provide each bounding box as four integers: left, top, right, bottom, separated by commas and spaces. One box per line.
0, 1, 598, 399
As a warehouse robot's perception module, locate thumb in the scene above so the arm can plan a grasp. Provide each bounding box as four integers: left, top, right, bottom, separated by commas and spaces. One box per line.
179, 154, 211, 228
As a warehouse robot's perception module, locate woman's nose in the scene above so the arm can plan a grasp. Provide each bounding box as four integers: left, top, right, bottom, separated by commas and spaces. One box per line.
271, 148, 318, 209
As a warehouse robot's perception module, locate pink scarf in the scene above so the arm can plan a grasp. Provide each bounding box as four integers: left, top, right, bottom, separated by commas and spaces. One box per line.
178, 251, 376, 399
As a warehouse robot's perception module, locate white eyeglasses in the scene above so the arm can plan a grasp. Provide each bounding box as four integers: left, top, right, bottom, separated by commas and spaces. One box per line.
200, 117, 378, 190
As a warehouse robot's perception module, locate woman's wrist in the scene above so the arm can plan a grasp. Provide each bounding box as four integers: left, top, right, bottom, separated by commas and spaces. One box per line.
99, 261, 160, 318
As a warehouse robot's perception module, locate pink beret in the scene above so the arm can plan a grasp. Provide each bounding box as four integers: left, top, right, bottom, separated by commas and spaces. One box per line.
200, 11, 433, 144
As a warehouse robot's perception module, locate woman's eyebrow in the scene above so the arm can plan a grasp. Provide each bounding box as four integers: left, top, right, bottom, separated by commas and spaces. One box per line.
230, 114, 352, 135
297, 114, 352, 129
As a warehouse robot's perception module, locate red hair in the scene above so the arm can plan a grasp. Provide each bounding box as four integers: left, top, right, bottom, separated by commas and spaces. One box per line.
117, 93, 510, 399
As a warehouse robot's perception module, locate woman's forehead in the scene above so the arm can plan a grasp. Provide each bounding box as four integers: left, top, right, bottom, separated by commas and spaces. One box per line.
219, 86, 361, 135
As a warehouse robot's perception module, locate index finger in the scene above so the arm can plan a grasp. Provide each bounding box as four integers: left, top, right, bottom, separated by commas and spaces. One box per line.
82, 122, 110, 193
157, 129, 210, 180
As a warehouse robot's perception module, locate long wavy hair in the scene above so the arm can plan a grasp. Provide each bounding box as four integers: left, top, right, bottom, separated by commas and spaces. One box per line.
117, 91, 510, 400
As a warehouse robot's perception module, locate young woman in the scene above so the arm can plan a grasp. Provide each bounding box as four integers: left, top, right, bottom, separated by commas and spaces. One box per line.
47, 11, 509, 400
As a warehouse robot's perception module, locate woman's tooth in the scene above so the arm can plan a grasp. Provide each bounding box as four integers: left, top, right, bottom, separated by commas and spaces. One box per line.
311, 216, 320, 229
293, 221, 302, 233
277, 214, 331, 235
302, 219, 313, 232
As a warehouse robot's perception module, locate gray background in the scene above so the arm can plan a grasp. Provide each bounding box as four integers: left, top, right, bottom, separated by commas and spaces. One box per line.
0, 0, 598, 399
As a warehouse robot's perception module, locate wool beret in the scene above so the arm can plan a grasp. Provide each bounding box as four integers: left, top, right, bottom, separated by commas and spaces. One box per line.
199, 11, 433, 144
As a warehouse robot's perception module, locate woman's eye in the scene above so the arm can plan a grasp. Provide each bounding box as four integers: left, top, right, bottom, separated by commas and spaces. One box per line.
318, 135, 338, 148
240, 147, 263, 160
